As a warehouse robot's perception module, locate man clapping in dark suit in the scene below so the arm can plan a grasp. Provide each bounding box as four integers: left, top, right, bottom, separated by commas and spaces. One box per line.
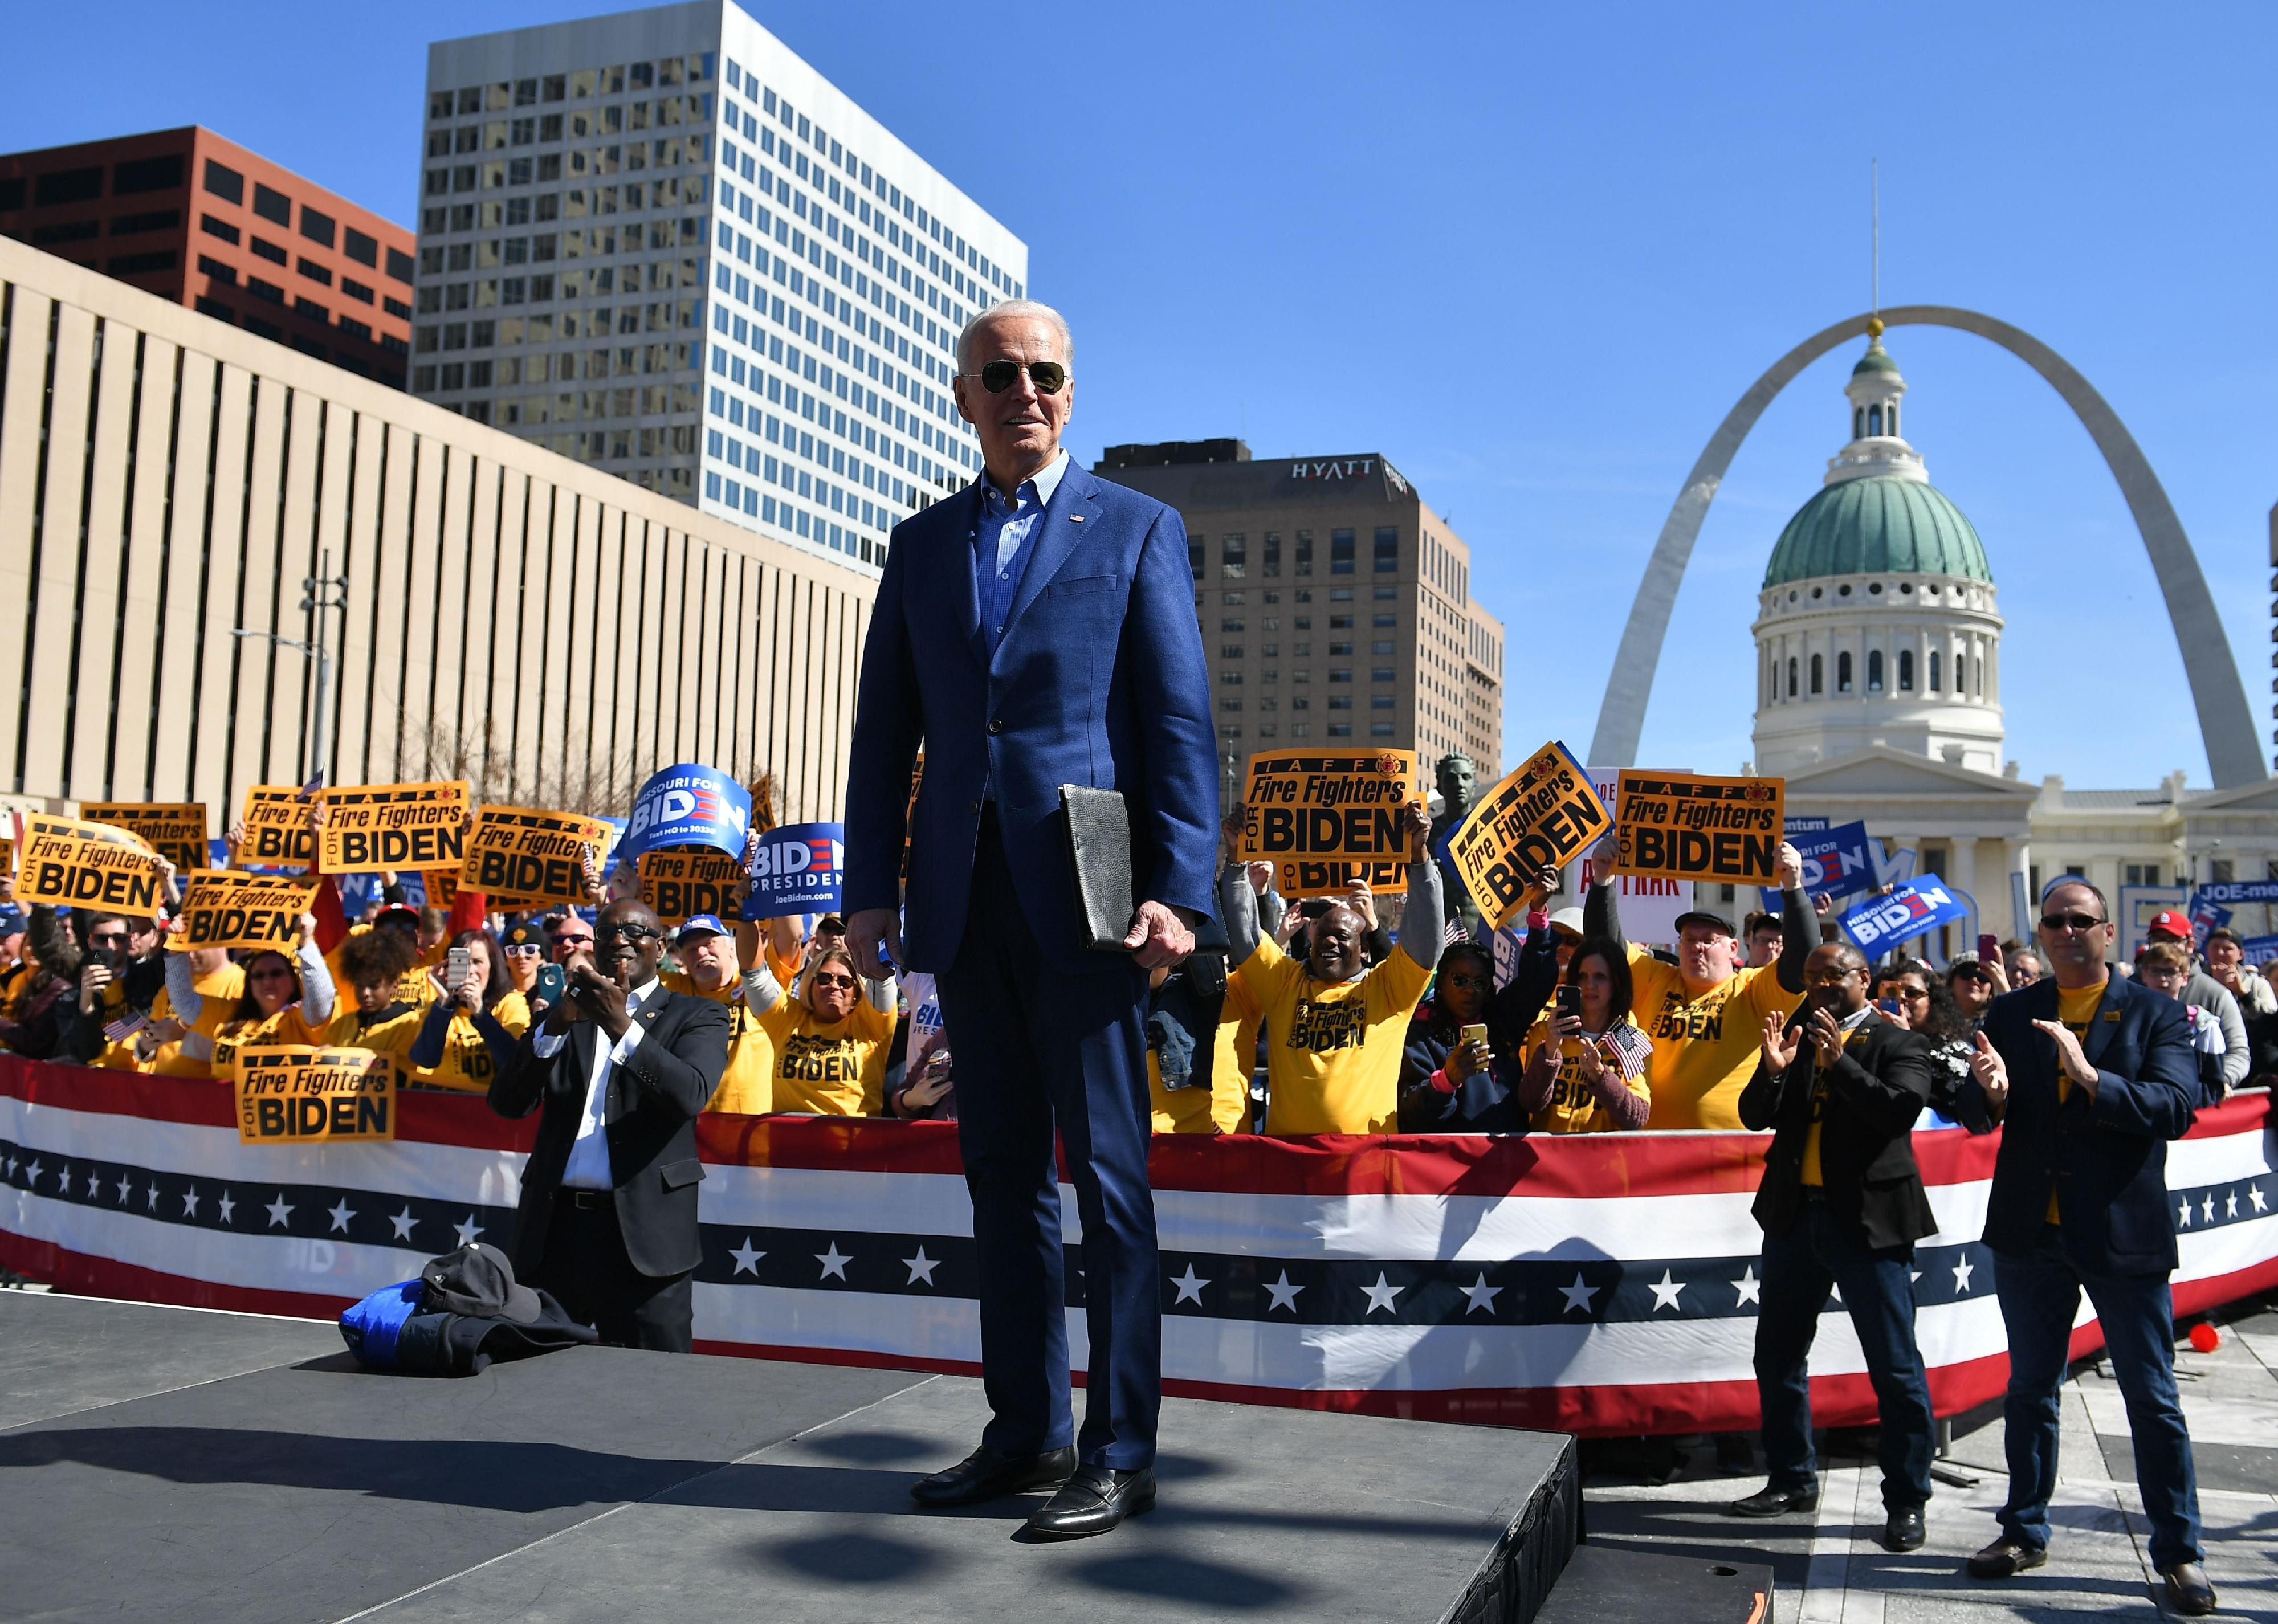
1728, 942, 1939, 1552
490, 897, 729, 1352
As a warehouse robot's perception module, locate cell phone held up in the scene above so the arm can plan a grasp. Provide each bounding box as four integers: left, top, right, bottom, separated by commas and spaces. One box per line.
445, 946, 472, 997
1555, 983, 1583, 1021
533, 961, 567, 1010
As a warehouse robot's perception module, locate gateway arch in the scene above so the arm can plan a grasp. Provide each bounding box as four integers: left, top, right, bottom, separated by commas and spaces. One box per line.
1586, 305, 2267, 790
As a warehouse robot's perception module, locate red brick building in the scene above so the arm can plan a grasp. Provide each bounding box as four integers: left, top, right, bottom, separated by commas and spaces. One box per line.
0, 127, 414, 386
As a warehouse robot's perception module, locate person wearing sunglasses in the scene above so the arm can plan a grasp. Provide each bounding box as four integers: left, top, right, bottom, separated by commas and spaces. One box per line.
730, 942, 899, 1116
490, 897, 730, 1353
63, 913, 167, 1071
842, 299, 1218, 1540
1955, 880, 2215, 1615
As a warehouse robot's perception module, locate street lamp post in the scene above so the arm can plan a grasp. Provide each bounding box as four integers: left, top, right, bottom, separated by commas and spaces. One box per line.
233, 548, 350, 785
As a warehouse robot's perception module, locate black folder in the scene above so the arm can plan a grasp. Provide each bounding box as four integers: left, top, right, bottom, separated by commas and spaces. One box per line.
1059, 785, 1135, 953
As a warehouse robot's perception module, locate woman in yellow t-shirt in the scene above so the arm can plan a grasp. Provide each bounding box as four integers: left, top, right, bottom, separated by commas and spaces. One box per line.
145, 946, 247, 1078
1515, 939, 1653, 1133
1219, 804, 1443, 1135
749, 945, 895, 1116
320, 928, 427, 1080
199, 940, 341, 1084
406, 929, 530, 1093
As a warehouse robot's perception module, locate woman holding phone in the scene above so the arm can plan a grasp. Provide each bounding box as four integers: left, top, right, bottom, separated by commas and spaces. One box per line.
1515, 937, 1652, 1133
407, 928, 528, 1092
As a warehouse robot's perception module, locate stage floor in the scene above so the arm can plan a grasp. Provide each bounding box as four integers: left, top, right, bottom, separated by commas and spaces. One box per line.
0, 1291, 1576, 1623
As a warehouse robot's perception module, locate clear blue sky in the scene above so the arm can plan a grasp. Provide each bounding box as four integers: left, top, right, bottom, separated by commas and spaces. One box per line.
11, 2, 2272, 791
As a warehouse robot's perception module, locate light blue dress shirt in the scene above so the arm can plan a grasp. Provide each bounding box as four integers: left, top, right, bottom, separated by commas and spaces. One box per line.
972, 449, 1067, 652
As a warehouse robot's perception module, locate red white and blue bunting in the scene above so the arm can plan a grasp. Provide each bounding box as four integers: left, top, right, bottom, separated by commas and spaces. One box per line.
2, 1057, 2272, 1435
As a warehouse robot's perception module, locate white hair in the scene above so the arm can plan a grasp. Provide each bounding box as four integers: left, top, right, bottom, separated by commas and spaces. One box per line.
956, 299, 1074, 374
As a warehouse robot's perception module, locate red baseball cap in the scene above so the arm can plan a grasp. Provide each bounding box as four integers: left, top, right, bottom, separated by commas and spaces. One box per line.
2146, 909, 2193, 941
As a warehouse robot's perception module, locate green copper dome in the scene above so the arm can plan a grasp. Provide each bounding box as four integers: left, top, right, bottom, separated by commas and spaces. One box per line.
1762, 476, 1992, 588
1852, 343, 1902, 377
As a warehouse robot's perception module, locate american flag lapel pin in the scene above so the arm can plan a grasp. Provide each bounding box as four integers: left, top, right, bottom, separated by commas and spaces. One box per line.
1068, 514, 1085, 523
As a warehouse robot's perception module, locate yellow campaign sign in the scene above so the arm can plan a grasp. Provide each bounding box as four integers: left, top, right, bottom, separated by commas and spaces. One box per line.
1613, 770, 1786, 885
423, 870, 459, 910
80, 802, 208, 872
638, 848, 748, 925
177, 871, 319, 951
460, 806, 612, 905
317, 781, 470, 873
1233, 749, 1420, 899
14, 815, 170, 913
234, 1046, 395, 1144
241, 785, 317, 870
1447, 741, 1612, 932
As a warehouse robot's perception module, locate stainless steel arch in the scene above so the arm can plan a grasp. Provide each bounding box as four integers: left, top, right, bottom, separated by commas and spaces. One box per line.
1586, 306, 2265, 788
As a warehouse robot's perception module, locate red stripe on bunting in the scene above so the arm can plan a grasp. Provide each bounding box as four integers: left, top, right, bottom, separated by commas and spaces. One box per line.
0, 1054, 539, 1153
0, 1231, 352, 1323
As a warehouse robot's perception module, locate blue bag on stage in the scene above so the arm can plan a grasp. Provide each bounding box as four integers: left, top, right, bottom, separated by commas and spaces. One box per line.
339, 1279, 425, 1368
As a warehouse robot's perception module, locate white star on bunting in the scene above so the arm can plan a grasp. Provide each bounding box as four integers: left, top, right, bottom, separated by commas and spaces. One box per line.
22, 1161, 40, 1188
1952, 1256, 1974, 1294
116, 1173, 134, 1203
1731, 1266, 1761, 1307
1262, 1270, 1302, 1313
1648, 1270, 1686, 1312
390, 1207, 417, 1242
730, 1236, 765, 1275
2203, 1194, 2216, 1223
452, 1214, 483, 1247
2250, 1184, 2268, 1213
1460, 1272, 1502, 1316
181, 1187, 200, 1219
266, 1194, 293, 1228
146, 1184, 162, 1212
217, 1192, 236, 1224
327, 1198, 357, 1234
2227, 1190, 2239, 1219
1359, 1271, 1403, 1316
1559, 1273, 1599, 1316
1170, 1264, 1208, 1305
2, 1155, 14, 1177
86, 1169, 101, 1197
2179, 1199, 2192, 1227
903, 1247, 939, 1286
816, 1242, 853, 1281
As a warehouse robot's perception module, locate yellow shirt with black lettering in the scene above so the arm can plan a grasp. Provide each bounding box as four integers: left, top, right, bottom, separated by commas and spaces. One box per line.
149, 960, 248, 1079
759, 997, 893, 1116
1522, 1018, 1653, 1135
2048, 979, 2108, 1222
321, 1003, 427, 1085
322, 927, 439, 1014
411, 990, 532, 1093
1150, 977, 1260, 1135
1798, 1010, 1876, 1185
1629, 952, 1804, 1131
213, 1004, 329, 1084
1236, 936, 1433, 1135
662, 970, 777, 1115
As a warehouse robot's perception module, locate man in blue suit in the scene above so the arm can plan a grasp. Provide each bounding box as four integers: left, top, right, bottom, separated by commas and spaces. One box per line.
1957, 878, 2215, 1615
843, 300, 1217, 1541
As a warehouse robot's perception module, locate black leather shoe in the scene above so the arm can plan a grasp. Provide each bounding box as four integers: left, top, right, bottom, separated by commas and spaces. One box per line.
1966, 1536, 2047, 1578
1883, 1507, 1926, 1551
1024, 1464, 1156, 1540
909, 1444, 1075, 1508
2161, 1561, 2218, 1616
1726, 1482, 1819, 1517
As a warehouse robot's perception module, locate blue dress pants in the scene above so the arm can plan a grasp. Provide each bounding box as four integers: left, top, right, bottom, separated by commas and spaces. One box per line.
1994, 1223, 2202, 1569
1754, 1195, 1935, 1511
932, 809, 1160, 1471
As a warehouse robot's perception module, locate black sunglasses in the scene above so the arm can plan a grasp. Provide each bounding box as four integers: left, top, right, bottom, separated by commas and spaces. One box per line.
2040, 912, 2105, 933
966, 359, 1069, 395
596, 923, 659, 943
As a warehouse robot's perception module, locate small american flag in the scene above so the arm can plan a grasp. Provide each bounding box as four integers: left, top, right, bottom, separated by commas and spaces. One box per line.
101, 1011, 149, 1043
1444, 918, 1470, 946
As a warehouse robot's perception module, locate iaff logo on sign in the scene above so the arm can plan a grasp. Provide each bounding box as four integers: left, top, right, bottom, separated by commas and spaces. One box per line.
14, 815, 170, 912
177, 872, 318, 951
1234, 750, 1419, 899
1447, 741, 1609, 930
747, 822, 845, 919
317, 782, 470, 872
234, 1046, 394, 1144
638, 848, 749, 925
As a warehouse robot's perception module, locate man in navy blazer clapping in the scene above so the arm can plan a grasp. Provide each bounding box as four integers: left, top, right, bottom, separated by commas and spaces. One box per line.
1957, 878, 2215, 1615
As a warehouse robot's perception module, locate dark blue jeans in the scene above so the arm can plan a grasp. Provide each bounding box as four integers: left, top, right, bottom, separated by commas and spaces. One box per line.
1754, 1197, 1935, 1511
1994, 1224, 2202, 1569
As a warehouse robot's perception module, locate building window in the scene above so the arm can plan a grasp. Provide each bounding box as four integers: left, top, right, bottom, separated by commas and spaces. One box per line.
1373, 525, 1399, 572
1810, 653, 1823, 695
253, 182, 291, 225
1263, 532, 1281, 577
1836, 651, 1853, 692
1867, 650, 1884, 692
1868, 403, 1883, 435
1371, 723, 1395, 737
1929, 650, 1942, 692
1222, 533, 1246, 578
299, 206, 336, 247
1787, 656, 1798, 698
1188, 536, 1203, 579
2211, 859, 2236, 883
203, 160, 244, 205
1897, 649, 1914, 691
1330, 528, 1355, 574
1853, 407, 1864, 438
2124, 863, 2161, 888
1294, 529, 1314, 576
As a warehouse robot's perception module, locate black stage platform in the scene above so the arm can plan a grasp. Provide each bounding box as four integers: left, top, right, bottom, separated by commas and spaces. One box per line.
0, 1291, 1578, 1623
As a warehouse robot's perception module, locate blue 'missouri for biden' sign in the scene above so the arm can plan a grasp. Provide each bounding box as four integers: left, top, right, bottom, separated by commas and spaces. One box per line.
622, 764, 751, 861
1841, 874, 1971, 953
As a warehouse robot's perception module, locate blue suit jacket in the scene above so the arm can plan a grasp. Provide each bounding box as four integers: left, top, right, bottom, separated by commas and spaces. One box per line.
1959, 974, 2199, 1276
841, 459, 1218, 974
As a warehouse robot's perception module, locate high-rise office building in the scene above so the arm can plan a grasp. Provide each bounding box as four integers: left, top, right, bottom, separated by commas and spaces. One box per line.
0, 128, 415, 386
1099, 442, 1506, 800
413, 0, 1025, 577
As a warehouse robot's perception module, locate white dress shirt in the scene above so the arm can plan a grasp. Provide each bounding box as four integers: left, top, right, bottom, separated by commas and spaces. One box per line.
532, 977, 661, 1190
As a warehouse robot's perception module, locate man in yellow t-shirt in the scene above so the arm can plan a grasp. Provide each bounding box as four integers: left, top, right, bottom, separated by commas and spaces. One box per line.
1221, 804, 1441, 1135
749, 945, 895, 1116
658, 913, 778, 1115
1147, 967, 1257, 1135
1585, 836, 1812, 1129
